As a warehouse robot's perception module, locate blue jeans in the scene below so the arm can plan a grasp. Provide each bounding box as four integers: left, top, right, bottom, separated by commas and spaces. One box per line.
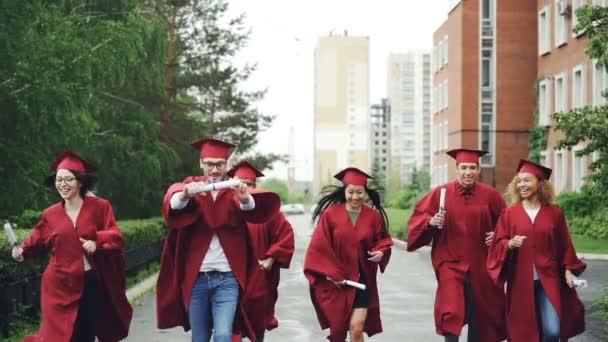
535, 280, 560, 342
189, 271, 239, 342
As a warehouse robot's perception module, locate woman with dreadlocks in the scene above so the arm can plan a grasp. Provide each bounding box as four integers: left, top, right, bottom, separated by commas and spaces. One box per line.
304, 167, 393, 342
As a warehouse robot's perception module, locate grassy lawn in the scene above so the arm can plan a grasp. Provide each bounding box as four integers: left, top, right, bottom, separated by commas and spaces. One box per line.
572, 235, 608, 254
385, 207, 411, 240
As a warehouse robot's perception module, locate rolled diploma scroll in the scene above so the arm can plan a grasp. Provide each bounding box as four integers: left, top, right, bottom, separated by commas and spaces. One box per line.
192, 179, 242, 193
438, 188, 447, 228
572, 278, 588, 289
4, 222, 18, 247
326, 276, 367, 290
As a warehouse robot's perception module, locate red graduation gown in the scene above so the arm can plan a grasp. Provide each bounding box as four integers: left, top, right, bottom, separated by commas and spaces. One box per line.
304, 204, 392, 342
487, 203, 586, 341
20, 196, 132, 342
241, 212, 295, 334
407, 181, 506, 341
156, 176, 280, 340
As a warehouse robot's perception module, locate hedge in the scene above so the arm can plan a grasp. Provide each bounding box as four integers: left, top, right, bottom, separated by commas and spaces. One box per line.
0, 217, 166, 283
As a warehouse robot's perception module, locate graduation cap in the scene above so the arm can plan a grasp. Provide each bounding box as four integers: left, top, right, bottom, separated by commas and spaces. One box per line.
517, 159, 552, 180
50, 150, 96, 173
226, 160, 264, 181
191, 138, 236, 159
334, 167, 373, 186
446, 148, 488, 165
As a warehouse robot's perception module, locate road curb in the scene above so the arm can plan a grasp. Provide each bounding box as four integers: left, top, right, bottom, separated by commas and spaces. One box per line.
578, 253, 608, 261
126, 272, 159, 304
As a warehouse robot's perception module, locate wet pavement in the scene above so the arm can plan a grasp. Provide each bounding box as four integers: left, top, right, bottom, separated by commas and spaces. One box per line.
125, 213, 607, 341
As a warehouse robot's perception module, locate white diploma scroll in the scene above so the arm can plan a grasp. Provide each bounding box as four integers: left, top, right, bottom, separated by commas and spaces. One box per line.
193, 179, 242, 193
326, 276, 367, 290
572, 278, 588, 289
438, 188, 447, 229
4, 222, 18, 247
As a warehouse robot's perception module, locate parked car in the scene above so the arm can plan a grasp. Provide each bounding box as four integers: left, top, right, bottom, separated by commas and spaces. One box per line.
280, 203, 306, 215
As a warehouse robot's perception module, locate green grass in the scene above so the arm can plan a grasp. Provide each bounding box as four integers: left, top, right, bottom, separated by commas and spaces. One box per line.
572, 235, 608, 254
385, 207, 411, 240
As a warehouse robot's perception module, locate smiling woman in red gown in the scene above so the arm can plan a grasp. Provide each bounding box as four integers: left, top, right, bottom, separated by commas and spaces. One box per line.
487, 159, 586, 342
304, 167, 392, 342
11, 150, 132, 342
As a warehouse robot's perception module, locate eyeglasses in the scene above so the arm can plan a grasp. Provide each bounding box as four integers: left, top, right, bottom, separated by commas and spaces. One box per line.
55, 177, 76, 184
202, 161, 227, 170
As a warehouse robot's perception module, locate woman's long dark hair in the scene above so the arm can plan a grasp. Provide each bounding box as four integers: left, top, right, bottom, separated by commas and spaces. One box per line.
45, 170, 98, 198
312, 184, 390, 234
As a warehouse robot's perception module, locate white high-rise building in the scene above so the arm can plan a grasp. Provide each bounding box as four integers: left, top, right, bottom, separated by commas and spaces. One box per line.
313, 33, 370, 194
387, 52, 432, 185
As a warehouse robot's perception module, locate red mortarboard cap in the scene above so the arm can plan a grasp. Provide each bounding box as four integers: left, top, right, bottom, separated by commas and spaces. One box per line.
334, 167, 373, 186
50, 150, 96, 173
517, 159, 553, 180
226, 160, 264, 181
191, 138, 236, 159
446, 148, 488, 165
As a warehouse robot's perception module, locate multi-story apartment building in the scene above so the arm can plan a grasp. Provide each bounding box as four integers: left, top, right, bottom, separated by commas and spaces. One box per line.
370, 98, 391, 179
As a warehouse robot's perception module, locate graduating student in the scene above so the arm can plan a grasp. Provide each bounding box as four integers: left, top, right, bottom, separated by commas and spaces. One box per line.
226, 161, 295, 342
11, 150, 132, 342
304, 167, 392, 342
407, 149, 506, 342
156, 138, 280, 342
487, 159, 586, 342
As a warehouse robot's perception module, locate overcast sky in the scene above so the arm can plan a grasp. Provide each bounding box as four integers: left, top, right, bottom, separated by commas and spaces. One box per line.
227, 0, 450, 181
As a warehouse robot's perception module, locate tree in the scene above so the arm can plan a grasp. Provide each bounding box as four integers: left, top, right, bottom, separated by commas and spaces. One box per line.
259, 178, 289, 203
368, 158, 386, 190
552, 4, 608, 198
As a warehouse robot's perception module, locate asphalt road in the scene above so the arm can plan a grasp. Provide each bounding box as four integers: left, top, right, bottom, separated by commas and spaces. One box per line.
125, 213, 607, 341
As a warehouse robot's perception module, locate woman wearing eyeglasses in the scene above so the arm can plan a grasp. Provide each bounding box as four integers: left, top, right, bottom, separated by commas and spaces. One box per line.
11, 150, 132, 342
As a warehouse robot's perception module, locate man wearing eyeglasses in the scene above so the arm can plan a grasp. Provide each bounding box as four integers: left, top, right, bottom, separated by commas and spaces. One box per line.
156, 138, 280, 342
226, 161, 295, 342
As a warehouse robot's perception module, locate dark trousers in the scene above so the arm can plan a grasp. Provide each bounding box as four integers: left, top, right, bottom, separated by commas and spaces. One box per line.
445, 277, 478, 342
72, 271, 99, 342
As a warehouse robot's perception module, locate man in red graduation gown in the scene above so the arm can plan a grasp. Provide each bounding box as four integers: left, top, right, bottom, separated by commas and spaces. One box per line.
407, 148, 507, 342
227, 161, 295, 342
156, 138, 280, 342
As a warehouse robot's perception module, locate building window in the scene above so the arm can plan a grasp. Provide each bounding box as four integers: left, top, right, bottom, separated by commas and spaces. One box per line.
538, 79, 551, 126
482, 60, 491, 87
443, 122, 449, 150
555, 0, 568, 47
593, 61, 607, 106
444, 81, 449, 109
554, 72, 567, 112
554, 150, 568, 194
572, 147, 587, 191
444, 36, 449, 65
538, 7, 551, 55
572, 64, 586, 109
540, 150, 551, 168
482, 0, 492, 19
572, 0, 584, 37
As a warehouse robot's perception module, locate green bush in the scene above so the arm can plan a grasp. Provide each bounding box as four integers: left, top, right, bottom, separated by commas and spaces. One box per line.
555, 185, 604, 220
568, 208, 608, 240
11, 209, 42, 230
387, 190, 420, 210
0, 217, 166, 283
591, 288, 608, 339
